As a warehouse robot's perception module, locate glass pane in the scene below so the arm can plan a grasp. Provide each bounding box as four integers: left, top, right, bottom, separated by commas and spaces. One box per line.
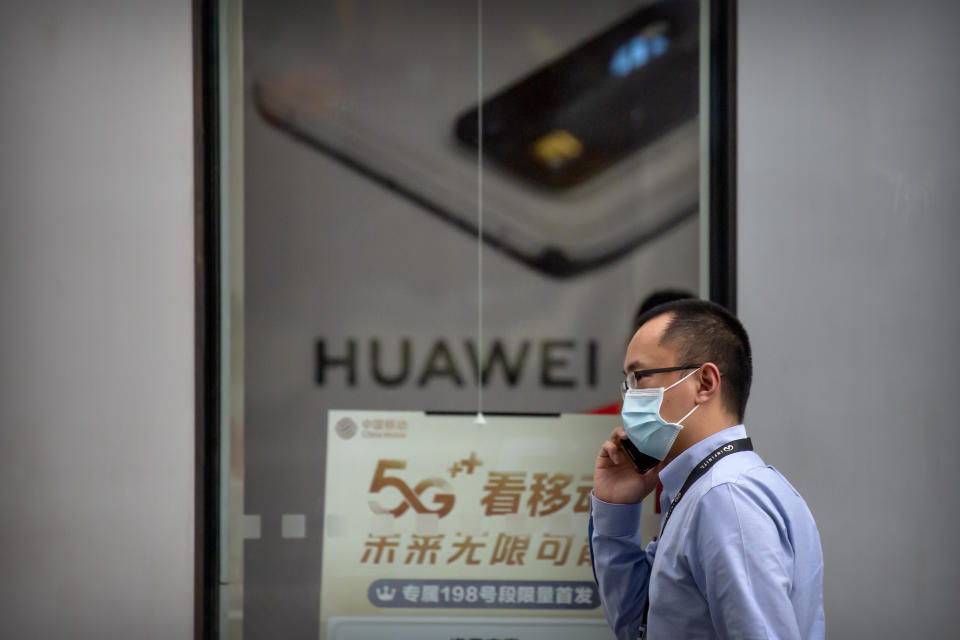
220, 0, 715, 636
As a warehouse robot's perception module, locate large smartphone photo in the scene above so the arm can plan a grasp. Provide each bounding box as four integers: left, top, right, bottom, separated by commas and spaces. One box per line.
454, 1, 698, 191
253, 0, 700, 277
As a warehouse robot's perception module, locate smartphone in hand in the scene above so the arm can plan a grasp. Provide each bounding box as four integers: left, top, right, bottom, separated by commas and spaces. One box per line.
620, 437, 660, 474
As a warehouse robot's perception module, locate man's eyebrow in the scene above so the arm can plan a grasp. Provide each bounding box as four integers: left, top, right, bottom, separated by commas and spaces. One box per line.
623, 360, 645, 374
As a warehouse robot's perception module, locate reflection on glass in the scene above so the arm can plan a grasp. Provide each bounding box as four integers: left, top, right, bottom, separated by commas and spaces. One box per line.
224, 0, 708, 637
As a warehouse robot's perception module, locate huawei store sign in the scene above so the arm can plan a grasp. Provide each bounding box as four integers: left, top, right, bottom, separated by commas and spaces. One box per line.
315, 337, 601, 390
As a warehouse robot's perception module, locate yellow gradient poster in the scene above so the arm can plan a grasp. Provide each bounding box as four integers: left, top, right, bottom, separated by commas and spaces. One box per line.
320, 411, 660, 640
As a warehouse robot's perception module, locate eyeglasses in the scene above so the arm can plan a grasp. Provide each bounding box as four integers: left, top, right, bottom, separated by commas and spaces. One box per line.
620, 364, 702, 396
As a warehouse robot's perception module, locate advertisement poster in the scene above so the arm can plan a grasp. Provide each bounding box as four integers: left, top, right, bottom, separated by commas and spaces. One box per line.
320, 411, 660, 640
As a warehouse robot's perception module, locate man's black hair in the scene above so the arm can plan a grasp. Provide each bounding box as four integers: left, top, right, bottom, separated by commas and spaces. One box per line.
634, 298, 753, 421
633, 289, 696, 331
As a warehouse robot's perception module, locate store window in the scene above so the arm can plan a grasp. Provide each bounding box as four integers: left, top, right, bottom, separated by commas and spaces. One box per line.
203, 1, 735, 637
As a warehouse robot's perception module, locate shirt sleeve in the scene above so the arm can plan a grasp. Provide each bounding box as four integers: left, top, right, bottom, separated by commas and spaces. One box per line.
590, 492, 657, 640
686, 483, 801, 640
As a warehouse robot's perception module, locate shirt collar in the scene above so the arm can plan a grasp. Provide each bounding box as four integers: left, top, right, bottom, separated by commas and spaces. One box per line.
658, 424, 747, 503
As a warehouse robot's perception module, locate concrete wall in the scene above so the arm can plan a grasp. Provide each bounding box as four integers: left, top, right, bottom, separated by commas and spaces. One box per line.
0, 1, 195, 638
738, 1, 960, 637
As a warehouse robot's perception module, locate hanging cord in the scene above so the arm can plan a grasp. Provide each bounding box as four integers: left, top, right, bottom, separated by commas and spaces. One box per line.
475, 0, 486, 425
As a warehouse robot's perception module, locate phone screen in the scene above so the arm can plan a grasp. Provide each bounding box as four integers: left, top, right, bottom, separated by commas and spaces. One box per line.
455, 0, 699, 191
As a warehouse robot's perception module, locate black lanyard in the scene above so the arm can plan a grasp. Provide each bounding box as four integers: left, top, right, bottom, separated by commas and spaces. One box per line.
639, 437, 753, 637
658, 437, 753, 539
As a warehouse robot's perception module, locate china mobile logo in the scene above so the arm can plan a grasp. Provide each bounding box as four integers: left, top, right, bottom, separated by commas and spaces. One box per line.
723, 444, 734, 453
335, 417, 357, 440
367, 460, 456, 518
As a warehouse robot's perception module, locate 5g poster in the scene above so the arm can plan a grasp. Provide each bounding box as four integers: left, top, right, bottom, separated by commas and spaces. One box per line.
318, 411, 660, 640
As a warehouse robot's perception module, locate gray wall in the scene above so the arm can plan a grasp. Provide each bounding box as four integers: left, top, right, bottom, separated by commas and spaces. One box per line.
3, 1, 959, 638
738, 1, 960, 637
0, 1, 195, 638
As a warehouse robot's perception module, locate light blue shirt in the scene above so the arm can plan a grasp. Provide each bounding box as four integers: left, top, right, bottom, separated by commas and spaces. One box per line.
590, 425, 825, 639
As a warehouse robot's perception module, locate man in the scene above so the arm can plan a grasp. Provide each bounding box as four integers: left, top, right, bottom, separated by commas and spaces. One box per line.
590, 299, 825, 639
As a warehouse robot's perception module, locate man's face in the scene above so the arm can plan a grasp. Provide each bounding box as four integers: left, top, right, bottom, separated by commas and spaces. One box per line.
622, 312, 698, 424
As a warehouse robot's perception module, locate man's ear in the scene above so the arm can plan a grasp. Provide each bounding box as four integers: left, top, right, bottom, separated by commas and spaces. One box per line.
695, 362, 722, 403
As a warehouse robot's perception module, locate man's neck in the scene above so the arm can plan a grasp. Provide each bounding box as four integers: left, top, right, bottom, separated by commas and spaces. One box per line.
663, 415, 741, 464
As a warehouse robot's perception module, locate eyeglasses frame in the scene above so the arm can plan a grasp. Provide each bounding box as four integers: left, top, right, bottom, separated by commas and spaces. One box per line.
620, 364, 703, 396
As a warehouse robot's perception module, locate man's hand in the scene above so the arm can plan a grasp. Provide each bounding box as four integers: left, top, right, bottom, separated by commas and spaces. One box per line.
593, 426, 664, 504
